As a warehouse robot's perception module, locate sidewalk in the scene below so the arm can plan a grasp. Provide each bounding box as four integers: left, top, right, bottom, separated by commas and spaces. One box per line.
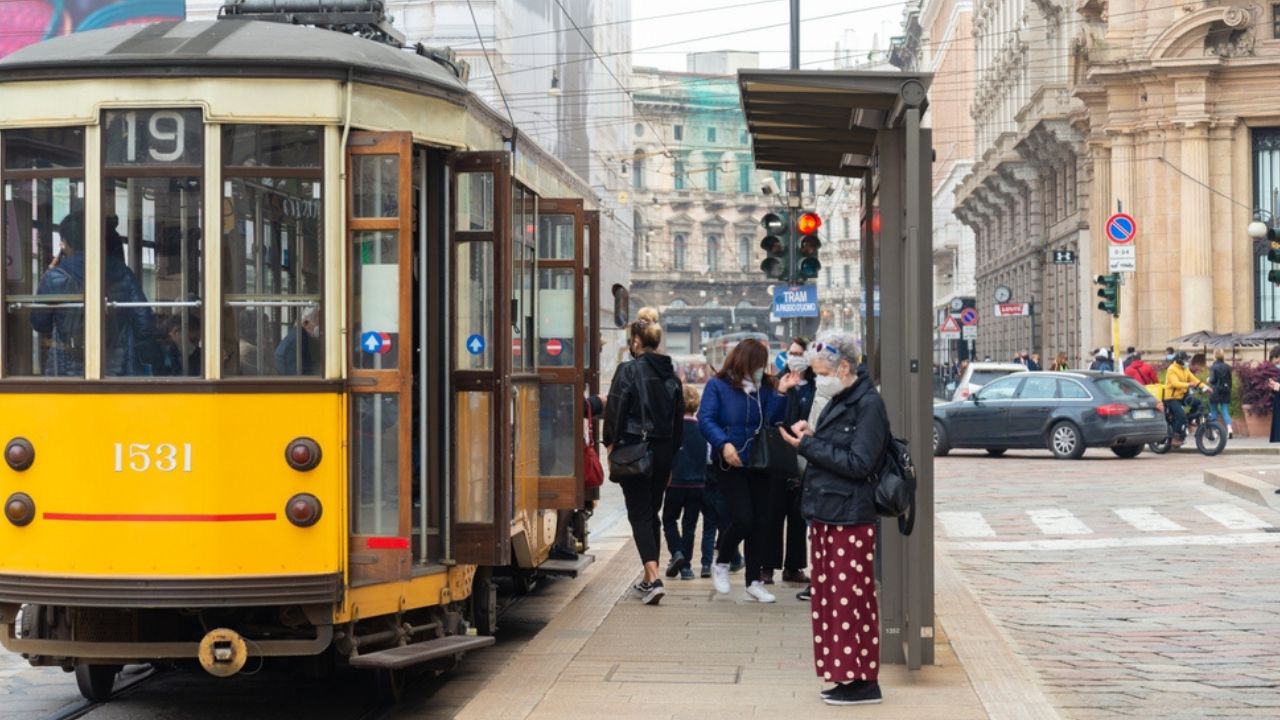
454, 489, 1058, 720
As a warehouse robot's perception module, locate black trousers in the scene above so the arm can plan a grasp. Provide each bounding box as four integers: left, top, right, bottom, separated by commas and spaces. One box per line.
619, 439, 673, 565
662, 486, 703, 559
714, 465, 772, 587
764, 479, 807, 572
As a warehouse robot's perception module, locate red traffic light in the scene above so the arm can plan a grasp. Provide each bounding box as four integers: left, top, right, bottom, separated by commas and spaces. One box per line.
797, 212, 821, 235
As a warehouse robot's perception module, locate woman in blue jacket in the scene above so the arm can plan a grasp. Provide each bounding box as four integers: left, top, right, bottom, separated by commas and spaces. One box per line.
699, 338, 798, 602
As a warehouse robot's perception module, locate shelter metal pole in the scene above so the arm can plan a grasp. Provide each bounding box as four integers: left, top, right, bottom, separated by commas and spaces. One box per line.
790, 0, 800, 70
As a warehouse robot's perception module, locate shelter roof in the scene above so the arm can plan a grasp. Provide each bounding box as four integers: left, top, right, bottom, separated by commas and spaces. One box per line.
737, 70, 931, 178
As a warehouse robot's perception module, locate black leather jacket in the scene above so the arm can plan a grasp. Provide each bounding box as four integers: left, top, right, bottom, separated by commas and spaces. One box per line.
603, 352, 684, 450
799, 372, 888, 526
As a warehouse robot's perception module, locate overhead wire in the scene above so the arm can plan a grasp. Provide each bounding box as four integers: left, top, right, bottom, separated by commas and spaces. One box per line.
464, 0, 516, 131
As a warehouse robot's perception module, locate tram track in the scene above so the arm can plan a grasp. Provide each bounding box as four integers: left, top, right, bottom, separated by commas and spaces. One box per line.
41, 665, 158, 720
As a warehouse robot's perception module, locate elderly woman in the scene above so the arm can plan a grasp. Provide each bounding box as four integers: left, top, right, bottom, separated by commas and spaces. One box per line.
780, 333, 888, 706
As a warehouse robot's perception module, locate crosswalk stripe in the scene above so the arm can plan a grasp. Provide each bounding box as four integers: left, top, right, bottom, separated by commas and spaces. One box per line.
937, 511, 996, 538
1195, 504, 1270, 531
1026, 508, 1092, 535
1114, 507, 1186, 533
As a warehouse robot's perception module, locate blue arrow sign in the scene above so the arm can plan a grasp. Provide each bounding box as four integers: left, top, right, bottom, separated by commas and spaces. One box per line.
466, 334, 486, 355
775, 351, 788, 372
360, 331, 383, 354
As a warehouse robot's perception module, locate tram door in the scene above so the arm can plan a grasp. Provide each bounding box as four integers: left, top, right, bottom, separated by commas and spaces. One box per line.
346, 132, 414, 585
449, 152, 514, 566
534, 199, 587, 511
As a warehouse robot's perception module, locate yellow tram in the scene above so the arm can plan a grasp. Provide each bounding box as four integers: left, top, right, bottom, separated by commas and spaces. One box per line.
0, 15, 603, 702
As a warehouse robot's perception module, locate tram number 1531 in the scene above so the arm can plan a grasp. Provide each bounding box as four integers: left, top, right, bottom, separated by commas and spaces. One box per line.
113, 443, 193, 473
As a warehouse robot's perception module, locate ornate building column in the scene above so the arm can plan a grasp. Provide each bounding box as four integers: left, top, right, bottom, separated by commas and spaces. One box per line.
1110, 132, 1137, 350
1179, 122, 1214, 334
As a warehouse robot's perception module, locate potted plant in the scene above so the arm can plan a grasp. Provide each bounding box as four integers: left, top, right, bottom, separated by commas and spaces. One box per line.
1235, 361, 1279, 439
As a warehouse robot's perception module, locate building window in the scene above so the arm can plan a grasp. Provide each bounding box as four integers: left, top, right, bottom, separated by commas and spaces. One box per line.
673, 125, 683, 141
1274, 4, 1280, 38
707, 234, 720, 272
1254, 128, 1280, 325
674, 159, 685, 190
673, 233, 686, 270
706, 160, 718, 191
844, 216, 852, 238
740, 130, 748, 145
634, 123, 645, 138
739, 161, 751, 193
739, 235, 751, 271
844, 264, 852, 287
632, 151, 644, 189
707, 127, 717, 143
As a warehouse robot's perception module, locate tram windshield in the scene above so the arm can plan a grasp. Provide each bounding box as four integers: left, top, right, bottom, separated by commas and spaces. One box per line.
0, 116, 327, 380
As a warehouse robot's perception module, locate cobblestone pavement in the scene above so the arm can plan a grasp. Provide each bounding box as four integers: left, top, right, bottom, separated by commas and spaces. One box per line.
937, 449, 1280, 720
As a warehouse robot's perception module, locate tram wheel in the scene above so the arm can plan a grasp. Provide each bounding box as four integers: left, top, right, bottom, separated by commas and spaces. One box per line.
372, 667, 407, 704
472, 567, 497, 637
75, 663, 121, 702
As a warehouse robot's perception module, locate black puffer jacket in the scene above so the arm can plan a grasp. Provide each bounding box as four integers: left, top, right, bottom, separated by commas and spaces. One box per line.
798, 371, 888, 526
1209, 360, 1232, 404
603, 352, 684, 451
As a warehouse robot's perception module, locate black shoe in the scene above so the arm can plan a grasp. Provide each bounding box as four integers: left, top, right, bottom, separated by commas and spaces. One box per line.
550, 544, 578, 561
783, 569, 810, 584
632, 580, 653, 595
700, 565, 711, 579
823, 680, 882, 706
665, 551, 689, 579
643, 580, 666, 606
796, 586, 812, 601
819, 683, 850, 699
760, 570, 775, 585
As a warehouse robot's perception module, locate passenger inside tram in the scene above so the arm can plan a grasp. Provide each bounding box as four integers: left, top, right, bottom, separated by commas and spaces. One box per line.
276, 306, 322, 376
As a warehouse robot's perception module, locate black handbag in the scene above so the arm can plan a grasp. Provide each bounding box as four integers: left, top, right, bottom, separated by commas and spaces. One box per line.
744, 390, 800, 477
608, 364, 654, 482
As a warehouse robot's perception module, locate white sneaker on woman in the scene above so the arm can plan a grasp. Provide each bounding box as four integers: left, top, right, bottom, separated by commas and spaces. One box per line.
745, 581, 776, 603
711, 563, 731, 595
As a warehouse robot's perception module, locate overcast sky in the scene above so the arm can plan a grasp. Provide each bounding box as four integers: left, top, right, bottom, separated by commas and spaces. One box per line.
630, 0, 908, 73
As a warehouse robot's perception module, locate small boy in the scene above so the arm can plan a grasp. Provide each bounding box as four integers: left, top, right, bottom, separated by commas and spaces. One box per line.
664, 385, 706, 580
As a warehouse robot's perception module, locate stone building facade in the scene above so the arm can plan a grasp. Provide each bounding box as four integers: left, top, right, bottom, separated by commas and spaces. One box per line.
1073, 1, 1280, 349
953, 0, 1091, 364
629, 54, 862, 366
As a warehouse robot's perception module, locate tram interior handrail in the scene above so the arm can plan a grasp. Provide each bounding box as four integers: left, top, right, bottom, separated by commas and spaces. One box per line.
106, 300, 202, 308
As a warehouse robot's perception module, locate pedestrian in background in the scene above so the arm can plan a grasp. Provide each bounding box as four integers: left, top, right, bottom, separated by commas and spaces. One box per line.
699, 338, 799, 602
1052, 352, 1069, 371
603, 308, 684, 606
763, 338, 815, 587
1122, 346, 1137, 371
1090, 351, 1113, 373
1029, 352, 1042, 371
1208, 349, 1234, 438
778, 333, 887, 706
664, 385, 706, 581
1125, 352, 1158, 385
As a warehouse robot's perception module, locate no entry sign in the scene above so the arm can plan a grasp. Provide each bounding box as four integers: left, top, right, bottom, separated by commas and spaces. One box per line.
546, 338, 563, 357
1106, 213, 1136, 245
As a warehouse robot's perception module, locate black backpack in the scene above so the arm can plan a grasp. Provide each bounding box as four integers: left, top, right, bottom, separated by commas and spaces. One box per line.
874, 430, 917, 536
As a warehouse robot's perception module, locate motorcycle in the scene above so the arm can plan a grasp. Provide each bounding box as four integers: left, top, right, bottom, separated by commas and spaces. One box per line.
1149, 386, 1226, 456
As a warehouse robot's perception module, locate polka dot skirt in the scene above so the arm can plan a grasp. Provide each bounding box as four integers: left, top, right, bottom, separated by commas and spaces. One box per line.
808, 521, 879, 682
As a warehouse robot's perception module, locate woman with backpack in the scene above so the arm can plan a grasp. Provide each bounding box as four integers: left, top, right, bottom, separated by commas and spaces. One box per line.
779, 333, 888, 707
1208, 349, 1234, 438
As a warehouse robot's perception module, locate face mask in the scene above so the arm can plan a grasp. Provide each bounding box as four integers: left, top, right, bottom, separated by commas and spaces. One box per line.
786, 355, 808, 373
814, 374, 843, 398
1166, 354, 1175, 361
751, 368, 764, 386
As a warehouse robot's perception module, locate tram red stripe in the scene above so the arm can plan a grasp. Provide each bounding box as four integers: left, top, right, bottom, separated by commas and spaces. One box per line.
366, 537, 409, 550
43, 512, 277, 522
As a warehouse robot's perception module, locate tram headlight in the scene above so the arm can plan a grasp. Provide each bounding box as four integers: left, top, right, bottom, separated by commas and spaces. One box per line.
4, 493, 35, 527
285, 493, 322, 528
284, 437, 322, 471
4, 438, 34, 471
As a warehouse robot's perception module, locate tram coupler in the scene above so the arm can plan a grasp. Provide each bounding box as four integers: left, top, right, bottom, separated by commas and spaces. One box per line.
198, 628, 248, 678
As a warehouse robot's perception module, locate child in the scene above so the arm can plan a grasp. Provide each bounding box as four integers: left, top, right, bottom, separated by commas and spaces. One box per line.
664, 385, 706, 580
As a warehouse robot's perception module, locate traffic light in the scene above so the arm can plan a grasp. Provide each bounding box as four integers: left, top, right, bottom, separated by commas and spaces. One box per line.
1095, 273, 1120, 317
759, 212, 788, 280
796, 211, 822, 281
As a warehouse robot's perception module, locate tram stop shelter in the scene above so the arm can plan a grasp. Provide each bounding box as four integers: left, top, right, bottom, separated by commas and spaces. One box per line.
738, 70, 935, 669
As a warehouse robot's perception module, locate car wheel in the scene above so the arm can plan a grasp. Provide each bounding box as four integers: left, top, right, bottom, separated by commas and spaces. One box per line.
1111, 444, 1143, 459
1048, 421, 1085, 459
985, 448, 1006, 457
932, 420, 950, 457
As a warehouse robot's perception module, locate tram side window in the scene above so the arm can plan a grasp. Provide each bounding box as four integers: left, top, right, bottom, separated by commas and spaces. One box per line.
455, 171, 494, 371
221, 125, 324, 377
3, 127, 86, 377
511, 184, 536, 373
101, 109, 204, 378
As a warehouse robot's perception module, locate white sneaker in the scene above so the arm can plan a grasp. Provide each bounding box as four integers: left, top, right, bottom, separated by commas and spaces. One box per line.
711, 563, 731, 595
745, 581, 776, 603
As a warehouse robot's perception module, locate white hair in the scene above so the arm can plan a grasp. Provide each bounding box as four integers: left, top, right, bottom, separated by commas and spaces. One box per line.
808, 331, 861, 370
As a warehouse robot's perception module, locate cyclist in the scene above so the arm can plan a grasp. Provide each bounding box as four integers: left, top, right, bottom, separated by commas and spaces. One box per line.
1164, 351, 1209, 446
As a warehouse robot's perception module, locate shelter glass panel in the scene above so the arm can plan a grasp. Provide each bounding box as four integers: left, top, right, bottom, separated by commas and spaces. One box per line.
351, 229, 400, 371
101, 176, 204, 378
3, 179, 85, 376
456, 240, 493, 370
455, 391, 494, 523
1253, 127, 1280, 325
538, 383, 576, 476
537, 268, 575, 367
352, 393, 401, 536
